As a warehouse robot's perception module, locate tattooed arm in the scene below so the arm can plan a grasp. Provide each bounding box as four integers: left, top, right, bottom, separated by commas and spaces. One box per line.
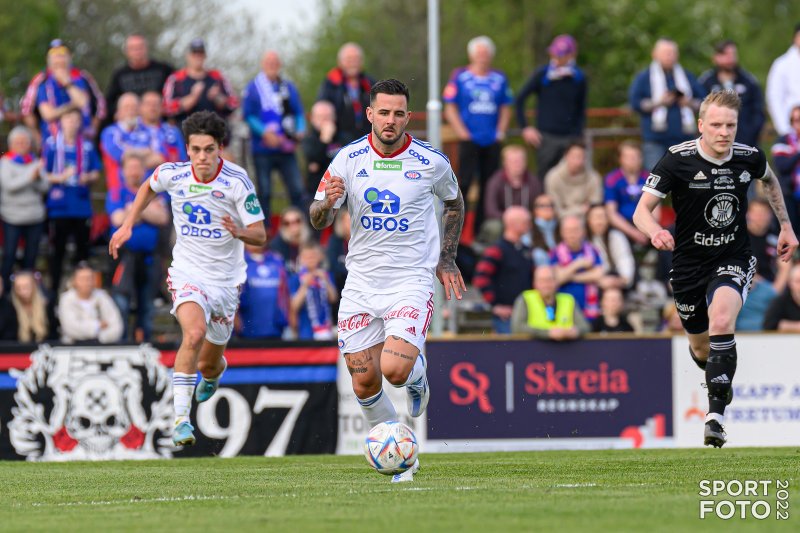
436, 189, 467, 300
309, 175, 345, 229
762, 165, 799, 262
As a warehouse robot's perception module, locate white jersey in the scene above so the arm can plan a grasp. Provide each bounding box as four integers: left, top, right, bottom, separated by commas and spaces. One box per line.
315, 134, 459, 293
150, 159, 264, 286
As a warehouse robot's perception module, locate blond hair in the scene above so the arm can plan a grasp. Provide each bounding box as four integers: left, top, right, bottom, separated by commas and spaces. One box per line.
11, 272, 49, 342
699, 89, 741, 119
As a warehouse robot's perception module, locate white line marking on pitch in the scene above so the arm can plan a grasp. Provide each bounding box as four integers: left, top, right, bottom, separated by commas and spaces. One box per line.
553, 483, 597, 488
20, 494, 241, 508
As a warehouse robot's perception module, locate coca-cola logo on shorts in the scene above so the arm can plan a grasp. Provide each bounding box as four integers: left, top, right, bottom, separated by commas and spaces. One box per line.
383, 306, 421, 321
338, 313, 371, 332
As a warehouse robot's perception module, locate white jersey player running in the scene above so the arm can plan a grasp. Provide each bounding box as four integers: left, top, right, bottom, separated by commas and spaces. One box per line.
109, 111, 266, 447
311, 79, 466, 482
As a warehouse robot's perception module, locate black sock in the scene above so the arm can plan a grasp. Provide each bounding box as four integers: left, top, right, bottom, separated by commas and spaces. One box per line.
706, 334, 737, 416
689, 347, 706, 370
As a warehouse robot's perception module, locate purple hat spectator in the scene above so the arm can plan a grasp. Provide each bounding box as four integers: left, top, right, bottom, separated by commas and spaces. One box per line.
548, 35, 577, 57
189, 38, 206, 54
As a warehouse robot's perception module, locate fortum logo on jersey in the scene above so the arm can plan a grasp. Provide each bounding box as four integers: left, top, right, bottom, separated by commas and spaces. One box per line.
181, 202, 223, 239
361, 187, 409, 232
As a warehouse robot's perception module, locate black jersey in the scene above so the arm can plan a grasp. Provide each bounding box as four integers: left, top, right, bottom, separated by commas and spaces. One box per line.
642, 139, 768, 285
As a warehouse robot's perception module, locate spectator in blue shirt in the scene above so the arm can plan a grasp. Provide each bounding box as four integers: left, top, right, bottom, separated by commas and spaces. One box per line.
107, 152, 169, 341
140, 91, 187, 163
629, 38, 706, 170
21, 39, 106, 141
243, 50, 306, 226
604, 141, 650, 246
444, 35, 513, 233
550, 214, 604, 320
238, 242, 290, 339
289, 242, 338, 340
516, 34, 587, 178
43, 108, 101, 294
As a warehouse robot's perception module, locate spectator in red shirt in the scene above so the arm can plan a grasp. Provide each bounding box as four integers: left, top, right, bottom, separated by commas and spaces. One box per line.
162, 39, 238, 127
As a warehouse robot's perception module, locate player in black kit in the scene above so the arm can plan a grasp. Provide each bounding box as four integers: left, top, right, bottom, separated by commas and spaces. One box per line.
633, 90, 798, 447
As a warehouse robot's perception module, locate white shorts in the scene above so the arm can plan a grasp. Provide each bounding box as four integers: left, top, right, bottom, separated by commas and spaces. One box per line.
337, 287, 434, 354
167, 267, 240, 345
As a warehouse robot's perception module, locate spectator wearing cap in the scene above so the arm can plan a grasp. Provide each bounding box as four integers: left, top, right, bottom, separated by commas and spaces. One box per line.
0, 127, 48, 290
43, 108, 101, 295
698, 40, 764, 148
21, 39, 106, 142
162, 38, 239, 127
58, 262, 123, 344
766, 24, 800, 137
473, 206, 534, 334
481, 144, 542, 241
244, 50, 306, 224
317, 42, 375, 144
629, 38, 705, 170
443, 36, 514, 233
516, 34, 587, 178
105, 34, 174, 126
107, 151, 169, 342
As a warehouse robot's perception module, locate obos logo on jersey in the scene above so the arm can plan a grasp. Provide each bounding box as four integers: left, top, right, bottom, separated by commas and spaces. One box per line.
181, 202, 223, 238
361, 187, 408, 232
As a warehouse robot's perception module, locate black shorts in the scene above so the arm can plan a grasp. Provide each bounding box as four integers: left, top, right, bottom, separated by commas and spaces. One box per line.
671, 255, 756, 334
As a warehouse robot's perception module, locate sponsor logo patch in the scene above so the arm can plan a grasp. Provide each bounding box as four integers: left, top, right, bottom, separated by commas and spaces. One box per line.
404, 170, 421, 180
244, 193, 261, 215
373, 160, 403, 171
189, 183, 212, 193
212, 190, 225, 199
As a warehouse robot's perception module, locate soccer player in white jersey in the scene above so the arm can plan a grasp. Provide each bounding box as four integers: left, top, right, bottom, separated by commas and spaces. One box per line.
310, 79, 466, 482
109, 111, 266, 446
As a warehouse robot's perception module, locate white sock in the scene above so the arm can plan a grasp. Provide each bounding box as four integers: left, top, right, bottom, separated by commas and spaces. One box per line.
706, 412, 725, 425
357, 389, 398, 427
204, 355, 227, 383
396, 353, 426, 388
173, 372, 197, 425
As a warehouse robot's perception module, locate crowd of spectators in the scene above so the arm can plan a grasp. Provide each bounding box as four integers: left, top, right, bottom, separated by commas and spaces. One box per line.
2, 25, 800, 344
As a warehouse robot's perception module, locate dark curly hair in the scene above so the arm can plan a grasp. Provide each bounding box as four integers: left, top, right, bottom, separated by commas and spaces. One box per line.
182, 110, 228, 146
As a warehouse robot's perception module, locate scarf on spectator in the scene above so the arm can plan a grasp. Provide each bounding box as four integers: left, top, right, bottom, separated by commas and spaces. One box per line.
649, 61, 695, 134
3, 152, 34, 164
54, 130, 84, 184
254, 72, 297, 151
553, 240, 599, 318
298, 267, 332, 340
545, 59, 577, 82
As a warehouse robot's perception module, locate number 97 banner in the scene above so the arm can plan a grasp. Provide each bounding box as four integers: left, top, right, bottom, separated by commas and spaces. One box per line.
0, 344, 338, 460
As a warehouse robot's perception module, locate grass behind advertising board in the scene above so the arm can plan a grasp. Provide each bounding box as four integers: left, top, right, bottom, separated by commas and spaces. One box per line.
2, 448, 797, 532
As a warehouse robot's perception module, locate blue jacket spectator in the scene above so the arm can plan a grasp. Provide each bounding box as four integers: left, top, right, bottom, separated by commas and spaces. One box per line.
516, 34, 587, 177
698, 40, 765, 148
316, 42, 374, 144
629, 38, 705, 170
140, 91, 187, 163
238, 245, 289, 339
443, 35, 513, 233
107, 152, 169, 341
20, 40, 106, 140
43, 109, 101, 294
244, 50, 306, 224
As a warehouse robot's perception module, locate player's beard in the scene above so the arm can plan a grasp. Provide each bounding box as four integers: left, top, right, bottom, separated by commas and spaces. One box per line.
373, 124, 406, 151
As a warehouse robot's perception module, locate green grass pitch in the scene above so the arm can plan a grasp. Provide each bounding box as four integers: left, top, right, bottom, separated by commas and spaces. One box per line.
2, 448, 797, 532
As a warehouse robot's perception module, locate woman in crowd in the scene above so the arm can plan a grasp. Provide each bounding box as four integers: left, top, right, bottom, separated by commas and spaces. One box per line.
585, 203, 635, 290
531, 194, 559, 266
0, 126, 48, 289
10, 271, 52, 343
